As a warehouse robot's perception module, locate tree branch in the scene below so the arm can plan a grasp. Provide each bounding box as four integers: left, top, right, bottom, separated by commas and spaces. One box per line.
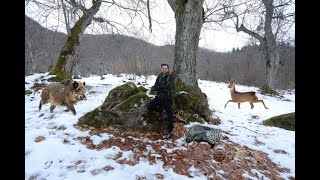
224, 8, 264, 42
147, 0, 152, 32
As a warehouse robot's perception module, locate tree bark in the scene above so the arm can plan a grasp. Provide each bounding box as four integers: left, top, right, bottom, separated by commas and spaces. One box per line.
262, 0, 280, 91
169, 0, 204, 87
49, 0, 102, 81
167, 0, 214, 123
233, 0, 281, 91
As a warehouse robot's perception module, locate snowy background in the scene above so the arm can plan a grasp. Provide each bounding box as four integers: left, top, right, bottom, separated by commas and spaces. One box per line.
25, 73, 295, 180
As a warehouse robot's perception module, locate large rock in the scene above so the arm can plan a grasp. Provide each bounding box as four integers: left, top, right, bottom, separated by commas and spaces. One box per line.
173, 78, 219, 124
77, 82, 169, 133
262, 112, 295, 131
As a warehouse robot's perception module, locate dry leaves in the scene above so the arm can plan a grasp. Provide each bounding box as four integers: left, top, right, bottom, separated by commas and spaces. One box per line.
74, 122, 291, 180
34, 136, 45, 142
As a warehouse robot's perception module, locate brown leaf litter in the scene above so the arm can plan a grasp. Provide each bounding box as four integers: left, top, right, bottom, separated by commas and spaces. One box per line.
74, 121, 293, 180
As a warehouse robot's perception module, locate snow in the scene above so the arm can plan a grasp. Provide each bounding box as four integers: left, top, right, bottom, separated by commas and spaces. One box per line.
25, 72, 295, 179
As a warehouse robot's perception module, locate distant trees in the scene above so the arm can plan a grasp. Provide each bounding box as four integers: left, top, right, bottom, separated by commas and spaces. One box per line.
223, 0, 295, 92
25, 42, 48, 74
25, 0, 295, 90
25, 17, 49, 74
26, 0, 155, 81
48, 0, 102, 81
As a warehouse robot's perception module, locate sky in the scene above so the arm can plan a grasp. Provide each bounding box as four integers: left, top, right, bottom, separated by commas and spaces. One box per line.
25, 0, 250, 52
25, 72, 295, 180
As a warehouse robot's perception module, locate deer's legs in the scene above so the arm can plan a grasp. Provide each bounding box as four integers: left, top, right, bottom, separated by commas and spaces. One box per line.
254, 99, 269, 109
237, 103, 241, 109
249, 102, 254, 109
225, 100, 236, 108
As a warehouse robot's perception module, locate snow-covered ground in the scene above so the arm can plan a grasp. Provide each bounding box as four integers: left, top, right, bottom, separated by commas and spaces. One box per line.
25, 73, 295, 179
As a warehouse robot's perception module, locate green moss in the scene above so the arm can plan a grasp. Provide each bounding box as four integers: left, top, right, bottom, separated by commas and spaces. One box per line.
49, 13, 85, 81
176, 0, 188, 14
77, 108, 119, 128
113, 82, 138, 93
141, 111, 168, 133
107, 82, 140, 101
262, 112, 295, 131
116, 92, 150, 112
77, 108, 104, 128
260, 85, 279, 96
173, 77, 212, 123
138, 86, 148, 92
47, 71, 68, 82
48, 65, 54, 72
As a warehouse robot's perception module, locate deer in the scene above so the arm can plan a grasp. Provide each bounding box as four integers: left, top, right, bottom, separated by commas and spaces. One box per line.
224, 80, 268, 109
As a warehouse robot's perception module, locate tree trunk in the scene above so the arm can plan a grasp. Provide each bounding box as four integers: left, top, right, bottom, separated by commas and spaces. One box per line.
49, 1, 102, 81
72, 52, 81, 79
261, 41, 280, 91
233, 0, 281, 92
170, 0, 204, 87
262, 0, 280, 91
167, 0, 215, 123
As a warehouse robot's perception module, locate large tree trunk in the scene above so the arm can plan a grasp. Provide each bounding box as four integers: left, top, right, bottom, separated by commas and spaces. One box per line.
261, 40, 280, 91
233, 0, 281, 93
262, 0, 280, 91
168, 0, 204, 87
49, 1, 102, 81
167, 0, 215, 123
72, 51, 81, 79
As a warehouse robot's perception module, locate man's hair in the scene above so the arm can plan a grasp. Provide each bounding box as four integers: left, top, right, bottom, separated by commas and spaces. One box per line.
161, 63, 169, 69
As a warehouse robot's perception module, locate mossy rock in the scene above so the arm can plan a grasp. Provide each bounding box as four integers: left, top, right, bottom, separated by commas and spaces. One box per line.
173, 77, 217, 124
138, 86, 148, 92
101, 81, 141, 109
262, 112, 295, 131
77, 82, 169, 133
147, 77, 218, 125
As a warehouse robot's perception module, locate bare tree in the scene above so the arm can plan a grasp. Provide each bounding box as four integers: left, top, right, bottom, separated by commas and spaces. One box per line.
167, 0, 209, 120
223, 0, 295, 92
48, 0, 102, 81
26, 0, 155, 81
167, 0, 205, 87
25, 20, 49, 74
25, 42, 49, 74
165, 0, 235, 121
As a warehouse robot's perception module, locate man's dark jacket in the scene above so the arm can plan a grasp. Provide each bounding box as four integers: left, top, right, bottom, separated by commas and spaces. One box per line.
153, 72, 175, 99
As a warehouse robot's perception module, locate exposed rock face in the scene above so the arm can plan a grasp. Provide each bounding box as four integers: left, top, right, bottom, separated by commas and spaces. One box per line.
77, 82, 169, 133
